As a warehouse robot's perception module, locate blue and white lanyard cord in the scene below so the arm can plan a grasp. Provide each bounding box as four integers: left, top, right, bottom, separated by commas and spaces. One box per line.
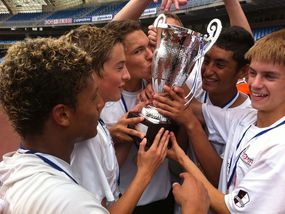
120, 80, 145, 113
204, 91, 239, 109
19, 145, 78, 184
227, 119, 285, 189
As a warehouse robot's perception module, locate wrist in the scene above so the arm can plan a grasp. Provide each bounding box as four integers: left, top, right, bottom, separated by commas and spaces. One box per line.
135, 168, 152, 187
185, 117, 202, 134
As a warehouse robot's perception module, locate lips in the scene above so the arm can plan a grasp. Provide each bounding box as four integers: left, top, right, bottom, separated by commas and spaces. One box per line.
251, 92, 267, 97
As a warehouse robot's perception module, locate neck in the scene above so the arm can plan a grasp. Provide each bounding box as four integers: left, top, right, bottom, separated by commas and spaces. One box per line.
23, 133, 73, 163
124, 78, 143, 92
256, 110, 285, 128
208, 88, 239, 108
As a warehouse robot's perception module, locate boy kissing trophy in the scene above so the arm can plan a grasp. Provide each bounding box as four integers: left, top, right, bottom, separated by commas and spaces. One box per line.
130, 14, 222, 148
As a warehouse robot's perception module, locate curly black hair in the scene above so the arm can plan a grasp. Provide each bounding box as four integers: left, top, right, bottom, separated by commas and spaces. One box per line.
0, 37, 94, 137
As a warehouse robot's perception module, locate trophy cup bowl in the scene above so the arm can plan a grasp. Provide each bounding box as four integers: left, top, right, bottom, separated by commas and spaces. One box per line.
130, 14, 222, 148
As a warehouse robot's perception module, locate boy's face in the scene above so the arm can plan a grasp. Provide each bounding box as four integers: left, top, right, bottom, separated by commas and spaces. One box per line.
71, 73, 105, 141
248, 60, 285, 115
99, 43, 130, 102
124, 30, 153, 81
201, 45, 241, 95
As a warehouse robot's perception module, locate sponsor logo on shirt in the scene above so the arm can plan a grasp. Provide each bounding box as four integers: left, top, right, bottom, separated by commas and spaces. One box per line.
234, 189, 250, 208
240, 146, 253, 166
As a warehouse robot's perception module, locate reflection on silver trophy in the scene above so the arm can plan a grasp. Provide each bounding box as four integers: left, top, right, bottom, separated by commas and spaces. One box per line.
130, 14, 222, 148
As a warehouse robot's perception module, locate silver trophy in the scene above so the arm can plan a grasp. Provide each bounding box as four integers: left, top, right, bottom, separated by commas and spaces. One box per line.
130, 14, 222, 147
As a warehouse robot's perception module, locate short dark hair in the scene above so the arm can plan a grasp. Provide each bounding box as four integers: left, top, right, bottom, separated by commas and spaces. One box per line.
104, 20, 142, 43
0, 38, 94, 137
61, 25, 122, 76
215, 26, 254, 70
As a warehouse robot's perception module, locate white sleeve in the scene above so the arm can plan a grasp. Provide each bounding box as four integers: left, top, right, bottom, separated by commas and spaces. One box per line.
225, 144, 285, 213
202, 104, 234, 143
71, 134, 115, 202
43, 182, 110, 214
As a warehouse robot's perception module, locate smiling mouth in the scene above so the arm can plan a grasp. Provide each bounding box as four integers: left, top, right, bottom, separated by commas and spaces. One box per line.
203, 77, 218, 83
251, 92, 267, 97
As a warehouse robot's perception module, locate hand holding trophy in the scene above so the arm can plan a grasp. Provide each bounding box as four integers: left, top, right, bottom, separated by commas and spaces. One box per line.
130, 14, 222, 148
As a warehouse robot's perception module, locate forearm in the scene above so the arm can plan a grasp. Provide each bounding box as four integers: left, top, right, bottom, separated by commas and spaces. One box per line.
108, 170, 151, 214
185, 120, 222, 186
224, 0, 252, 34
177, 153, 229, 214
189, 98, 205, 125
113, 0, 150, 21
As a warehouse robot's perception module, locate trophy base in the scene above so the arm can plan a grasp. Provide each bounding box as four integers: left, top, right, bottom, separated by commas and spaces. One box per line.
128, 111, 178, 149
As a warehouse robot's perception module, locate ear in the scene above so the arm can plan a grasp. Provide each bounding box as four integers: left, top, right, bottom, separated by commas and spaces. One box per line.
52, 104, 72, 127
238, 64, 250, 81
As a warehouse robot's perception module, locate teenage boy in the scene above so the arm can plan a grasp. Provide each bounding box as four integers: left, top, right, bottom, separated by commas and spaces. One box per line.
0, 37, 169, 214
100, 20, 175, 213
156, 28, 285, 213
61, 25, 173, 213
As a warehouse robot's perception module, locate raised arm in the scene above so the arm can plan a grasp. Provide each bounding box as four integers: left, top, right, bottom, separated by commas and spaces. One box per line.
114, 0, 188, 21
113, 0, 150, 21
224, 0, 252, 34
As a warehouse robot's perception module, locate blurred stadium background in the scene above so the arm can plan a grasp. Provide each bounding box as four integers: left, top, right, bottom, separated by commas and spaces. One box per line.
0, 0, 284, 158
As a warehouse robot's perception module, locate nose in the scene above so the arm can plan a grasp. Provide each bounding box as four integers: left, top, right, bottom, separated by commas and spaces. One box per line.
123, 66, 131, 81
248, 74, 262, 90
146, 46, 153, 60
202, 63, 214, 77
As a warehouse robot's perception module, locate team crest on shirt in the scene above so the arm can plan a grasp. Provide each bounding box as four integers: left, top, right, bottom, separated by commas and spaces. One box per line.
234, 189, 250, 208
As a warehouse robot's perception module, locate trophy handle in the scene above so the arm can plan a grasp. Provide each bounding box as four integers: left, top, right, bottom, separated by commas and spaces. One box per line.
153, 13, 168, 28
203, 18, 222, 53
184, 19, 222, 106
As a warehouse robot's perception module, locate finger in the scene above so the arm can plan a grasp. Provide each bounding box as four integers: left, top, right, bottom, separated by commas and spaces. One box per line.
172, 182, 181, 197
161, 133, 170, 157
179, 172, 194, 181
138, 138, 147, 153
170, 131, 178, 147
164, 85, 185, 101
165, 0, 172, 11
130, 101, 147, 112
150, 127, 165, 148
172, 182, 180, 188
127, 127, 145, 139
153, 93, 175, 107
126, 116, 145, 125
138, 92, 147, 102
160, 0, 166, 10
174, 0, 180, 9
153, 99, 177, 115
157, 130, 169, 153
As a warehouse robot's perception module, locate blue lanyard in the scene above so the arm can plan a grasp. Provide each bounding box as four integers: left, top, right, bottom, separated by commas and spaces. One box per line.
19, 145, 78, 184
99, 118, 108, 135
204, 91, 239, 109
120, 95, 128, 113
227, 119, 285, 189
120, 80, 145, 113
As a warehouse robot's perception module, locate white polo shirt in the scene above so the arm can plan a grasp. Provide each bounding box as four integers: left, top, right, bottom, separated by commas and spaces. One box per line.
100, 89, 171, 206
0, 151, 108, 214
71, 122, 120, 204
203, 105, 285, 213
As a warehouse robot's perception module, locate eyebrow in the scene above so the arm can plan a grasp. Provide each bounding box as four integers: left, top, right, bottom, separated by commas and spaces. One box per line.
249, 66, 280, 75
